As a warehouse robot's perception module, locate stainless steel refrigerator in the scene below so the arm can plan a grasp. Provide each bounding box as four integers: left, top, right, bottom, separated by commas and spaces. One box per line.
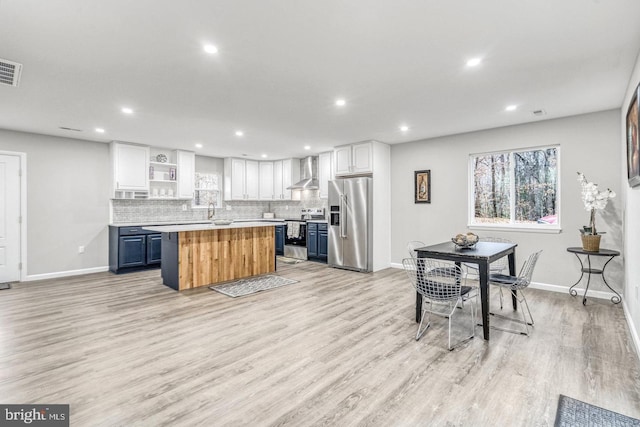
328, 177, 373, 272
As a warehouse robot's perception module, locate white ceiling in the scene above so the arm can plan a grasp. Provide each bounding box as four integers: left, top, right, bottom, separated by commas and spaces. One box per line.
1, 0, 640, 159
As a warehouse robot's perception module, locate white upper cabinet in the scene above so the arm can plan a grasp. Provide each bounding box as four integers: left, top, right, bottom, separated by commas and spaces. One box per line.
111, 142, 149, 198
176, 150, 195, 199
334, 141, 373, 176
270, 158, 300, 200
318, 151, 333, 199
281, 158, 299, 200
334, 145, 352, 176
245, 160, 259, 199
273, 160, 284, 199
259, 161, 274, 200
224, 158, 259, 200
225, 157, 299, 201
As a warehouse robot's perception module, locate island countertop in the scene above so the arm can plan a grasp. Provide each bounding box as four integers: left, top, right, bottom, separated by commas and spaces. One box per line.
143, 221, 285, 233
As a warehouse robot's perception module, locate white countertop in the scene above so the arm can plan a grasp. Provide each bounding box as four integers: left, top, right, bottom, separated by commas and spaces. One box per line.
143, 221, 285, 233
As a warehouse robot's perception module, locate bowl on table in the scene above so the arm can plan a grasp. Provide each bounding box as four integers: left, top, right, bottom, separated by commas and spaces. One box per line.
451, 232, 479, 249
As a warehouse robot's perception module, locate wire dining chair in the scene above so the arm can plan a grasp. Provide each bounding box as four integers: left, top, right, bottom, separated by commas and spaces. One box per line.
403, 257, 476, 350
488, 250, 542, 336
463, 237, 513, 308
407, 241, 426, 259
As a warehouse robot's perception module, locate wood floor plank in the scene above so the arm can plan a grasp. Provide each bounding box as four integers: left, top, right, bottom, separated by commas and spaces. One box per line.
0, 261, 639, 426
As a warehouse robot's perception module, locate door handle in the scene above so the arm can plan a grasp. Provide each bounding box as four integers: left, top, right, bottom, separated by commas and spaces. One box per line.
340, 194, 347, 238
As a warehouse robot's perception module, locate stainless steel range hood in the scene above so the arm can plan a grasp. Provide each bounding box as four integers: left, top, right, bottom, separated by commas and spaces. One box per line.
287, 156, 319, 190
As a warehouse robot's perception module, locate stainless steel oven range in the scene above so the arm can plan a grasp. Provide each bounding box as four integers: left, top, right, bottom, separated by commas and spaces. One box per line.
283, 208, 325, 260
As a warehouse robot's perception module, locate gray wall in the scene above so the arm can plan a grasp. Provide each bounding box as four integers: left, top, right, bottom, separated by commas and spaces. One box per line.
621, 53, 640, 349
0, 129, 111, 276
390, 110, 622, 290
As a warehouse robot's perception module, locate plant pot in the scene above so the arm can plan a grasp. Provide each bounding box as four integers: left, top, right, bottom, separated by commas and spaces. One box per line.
581, 234, 601, 252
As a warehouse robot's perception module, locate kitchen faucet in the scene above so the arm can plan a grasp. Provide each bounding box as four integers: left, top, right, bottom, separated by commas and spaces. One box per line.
207, 202, 215, 220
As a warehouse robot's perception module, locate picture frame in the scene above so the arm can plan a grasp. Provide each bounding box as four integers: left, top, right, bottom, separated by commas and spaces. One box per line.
626, 83, 640, 187
414, 170, 431, 203
169, 167, 177, 181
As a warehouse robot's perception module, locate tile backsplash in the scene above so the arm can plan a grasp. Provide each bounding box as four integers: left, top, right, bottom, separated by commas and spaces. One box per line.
111, 191, 327, 224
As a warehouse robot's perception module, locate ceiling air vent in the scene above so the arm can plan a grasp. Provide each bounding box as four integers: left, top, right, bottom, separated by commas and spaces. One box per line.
0, 59, 23, 87
532, 109, 546, 116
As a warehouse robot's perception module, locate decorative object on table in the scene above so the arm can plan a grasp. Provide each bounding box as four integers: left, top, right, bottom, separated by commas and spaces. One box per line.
414, 170, 431, 203
577, 172, 616, 252
155, 153, 167, 163
626, 83, 640, 187
169, 167, 176, 180
451, 232, 479, 249
554, 394, 640, 426
210, 275, 299, 298
212, 219, 233, 225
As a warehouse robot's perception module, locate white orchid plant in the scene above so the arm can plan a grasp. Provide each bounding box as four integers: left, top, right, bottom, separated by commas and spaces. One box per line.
577, 172, 616, 235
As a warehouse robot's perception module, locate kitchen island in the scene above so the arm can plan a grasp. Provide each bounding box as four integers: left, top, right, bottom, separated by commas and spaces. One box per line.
143, 222, 281, 291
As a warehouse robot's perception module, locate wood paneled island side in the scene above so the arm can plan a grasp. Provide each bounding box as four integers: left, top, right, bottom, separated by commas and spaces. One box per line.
143, 222, 279, 290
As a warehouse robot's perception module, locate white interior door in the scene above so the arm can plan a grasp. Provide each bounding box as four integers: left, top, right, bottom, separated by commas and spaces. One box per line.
0, 155, 21, 282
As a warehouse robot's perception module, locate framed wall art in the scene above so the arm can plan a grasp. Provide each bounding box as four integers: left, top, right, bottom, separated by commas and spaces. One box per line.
626, 83, 640, 187
414, 170, 431, 203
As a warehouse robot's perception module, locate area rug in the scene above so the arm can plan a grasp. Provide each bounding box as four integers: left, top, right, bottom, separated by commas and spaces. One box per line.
555, 394, 640, 426
210, 275, 298, 298
0, 282, 12, 290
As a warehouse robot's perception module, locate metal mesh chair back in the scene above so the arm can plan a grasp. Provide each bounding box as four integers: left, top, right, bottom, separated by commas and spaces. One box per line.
489, 250, 541, 290
406, 241, 426, 259
483, 237, 513, 272
403, 258, 464, 302
512, 250, 542, 290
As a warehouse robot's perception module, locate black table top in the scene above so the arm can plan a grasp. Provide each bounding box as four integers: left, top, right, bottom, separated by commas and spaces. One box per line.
416, 241, 517, 261
567, 247, 620, 256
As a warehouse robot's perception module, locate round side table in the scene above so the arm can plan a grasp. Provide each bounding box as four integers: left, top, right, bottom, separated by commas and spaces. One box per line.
567, 247, 621, 305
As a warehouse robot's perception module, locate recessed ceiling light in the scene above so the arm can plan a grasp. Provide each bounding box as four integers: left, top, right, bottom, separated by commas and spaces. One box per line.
195, 143, 203, 148
335, 99, 346, 107
505, 105, 518, 112
261, 154, 268, 158
304, 145, 311, 150
95, 128, 105, 133
203, 44, 218, 54
235, 130, 244, 137
466, 57, 482, 67
400, 125, 409, 132
121, 107, 134, 114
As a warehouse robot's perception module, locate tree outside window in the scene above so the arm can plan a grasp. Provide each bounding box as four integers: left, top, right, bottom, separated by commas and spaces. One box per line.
470, 146, 559, 228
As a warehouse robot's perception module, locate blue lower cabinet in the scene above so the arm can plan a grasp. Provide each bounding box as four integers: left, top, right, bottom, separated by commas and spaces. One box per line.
307, 222, 327, 263
146, 234, 162, 264
307, 223, 318, 258
318, 225, 328, 259
118, 235, 146, 268
275, 225, 285, 256
109, 225, 163, 273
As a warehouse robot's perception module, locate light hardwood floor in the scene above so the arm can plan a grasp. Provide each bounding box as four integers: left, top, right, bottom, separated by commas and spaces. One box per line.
1, 261, 639, 426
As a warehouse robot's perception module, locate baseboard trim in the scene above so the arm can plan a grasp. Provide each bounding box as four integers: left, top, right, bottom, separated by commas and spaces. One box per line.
623, 300, 640, 364
390, 262, 617, 301
24, 266, 110, 282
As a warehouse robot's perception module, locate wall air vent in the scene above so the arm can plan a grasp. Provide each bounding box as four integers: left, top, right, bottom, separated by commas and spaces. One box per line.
0, 59, 22, 87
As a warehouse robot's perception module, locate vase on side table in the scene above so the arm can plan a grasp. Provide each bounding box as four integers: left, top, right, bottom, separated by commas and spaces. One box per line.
581, 234, 601, 252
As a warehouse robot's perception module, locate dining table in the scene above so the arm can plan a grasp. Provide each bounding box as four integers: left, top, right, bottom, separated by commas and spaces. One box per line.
415, 240, 518, 340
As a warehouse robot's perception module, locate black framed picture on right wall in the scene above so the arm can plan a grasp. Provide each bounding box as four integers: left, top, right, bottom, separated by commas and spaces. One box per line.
626, 83, 640, 187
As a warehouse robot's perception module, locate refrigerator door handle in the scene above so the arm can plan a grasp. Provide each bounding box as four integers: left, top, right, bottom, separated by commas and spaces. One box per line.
340, 194, 347, 238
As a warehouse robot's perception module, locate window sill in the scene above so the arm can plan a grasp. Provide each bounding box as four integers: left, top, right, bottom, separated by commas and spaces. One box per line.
467, 223, 562, 234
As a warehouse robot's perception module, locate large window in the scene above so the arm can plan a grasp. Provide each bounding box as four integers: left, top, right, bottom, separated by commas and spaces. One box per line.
469, 146, 560, 230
